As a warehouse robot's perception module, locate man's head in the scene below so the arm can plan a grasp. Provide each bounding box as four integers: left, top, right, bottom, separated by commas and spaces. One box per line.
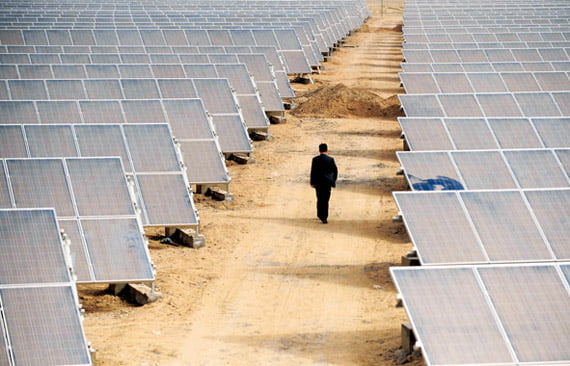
319, 143, 328, 153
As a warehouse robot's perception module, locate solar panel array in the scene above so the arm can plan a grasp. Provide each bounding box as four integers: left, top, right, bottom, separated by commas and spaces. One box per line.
0, 208, 92, 365
0, 1, 369, 364
393, 0, 570, 365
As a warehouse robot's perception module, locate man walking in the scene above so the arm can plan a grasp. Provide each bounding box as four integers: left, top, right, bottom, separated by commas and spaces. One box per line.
310, 143, 338, 224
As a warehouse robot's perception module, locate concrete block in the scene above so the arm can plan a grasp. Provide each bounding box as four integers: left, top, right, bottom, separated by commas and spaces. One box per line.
401, 254, 420, 266
168, 228, 206, 248
205, 186, 228, 201
230, 153, 250, 165
123, 283, 163, 306
250, 130, 270, 141
401, 323, 416, 355
269, 115, 286, 124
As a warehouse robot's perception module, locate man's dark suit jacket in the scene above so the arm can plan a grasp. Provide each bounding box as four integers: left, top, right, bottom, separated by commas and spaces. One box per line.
311, 153, 338, 188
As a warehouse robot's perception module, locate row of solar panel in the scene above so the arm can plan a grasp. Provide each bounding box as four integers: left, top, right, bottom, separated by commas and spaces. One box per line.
0, 75, 253, 148
0, 45, 293, 92
400, 71, 570, 94
401, 61, 570, 72
398, 148, 570, 191
0, 49, 290, 77
399, 91, 570, 118
399, 117, 570, 151
0, 28, 317, 73
403, 48, 570, 63
0, 121, 228, 191
404, 41, 570, 50
0, 50, 295, 101
403, 27, 570, 37
404, 32, 570, 43
0, 58, 288, 111
395, 189, 570, 264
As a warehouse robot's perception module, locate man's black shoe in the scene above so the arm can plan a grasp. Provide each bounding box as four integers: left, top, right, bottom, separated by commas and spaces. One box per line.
321, 219, 328, 224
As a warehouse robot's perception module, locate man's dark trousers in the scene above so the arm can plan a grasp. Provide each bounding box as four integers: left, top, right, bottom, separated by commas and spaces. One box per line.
315, 185, 331, 222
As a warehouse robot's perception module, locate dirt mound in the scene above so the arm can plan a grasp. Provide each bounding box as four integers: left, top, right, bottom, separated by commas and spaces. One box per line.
292, 83, 403, 119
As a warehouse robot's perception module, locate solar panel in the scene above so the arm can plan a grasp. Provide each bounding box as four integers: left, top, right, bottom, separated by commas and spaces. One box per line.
478, 265, 570, 362
504, 149, 570, 188
0, 285, 91, 366
445, 118, 498, 149
452, 150, 518, 189
179, 139, 230, 184
0, 209, 70, 284
391, 266, 514, 364
399, 149, 570, 190
24, 124, 77, 157
0, 157, 154, 284
462, 190, 552, 260
391, 263, 570, 365
398, 151, 463, 191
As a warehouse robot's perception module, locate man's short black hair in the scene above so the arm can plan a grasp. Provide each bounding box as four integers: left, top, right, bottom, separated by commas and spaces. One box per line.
319, 143, 328, 153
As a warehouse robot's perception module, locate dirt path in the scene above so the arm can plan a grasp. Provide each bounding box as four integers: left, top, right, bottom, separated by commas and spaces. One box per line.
82, 1, 423, 365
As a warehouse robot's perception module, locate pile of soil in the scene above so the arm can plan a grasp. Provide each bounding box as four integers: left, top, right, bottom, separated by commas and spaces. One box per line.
292, 83, 403, 119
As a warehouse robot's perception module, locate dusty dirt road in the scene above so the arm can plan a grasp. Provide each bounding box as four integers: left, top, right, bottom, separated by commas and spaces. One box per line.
81, 1, 423, 365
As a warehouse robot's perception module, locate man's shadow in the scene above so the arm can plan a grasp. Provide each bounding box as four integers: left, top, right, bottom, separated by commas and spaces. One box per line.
408, 174, 464, 191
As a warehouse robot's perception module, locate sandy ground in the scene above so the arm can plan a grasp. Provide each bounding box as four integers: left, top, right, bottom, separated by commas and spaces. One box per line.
80, 1, 425, 365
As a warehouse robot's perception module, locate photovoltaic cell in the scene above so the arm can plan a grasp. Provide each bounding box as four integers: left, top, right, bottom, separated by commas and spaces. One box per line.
439, 94, 482, 116
434, 73, 472, 93
8, 80, 47, 100
0, 101, 37, 124
81, 218, 153, 281
46, 80, 85, 100
66, 158, 135, 216
504, 150, 570, 188
478, 265, 570, 362
399, 118, 454, 151
0, 125, 27, 157
0, 286, 91, 366
37, 100, 81, 124
399, 95, 444, 117
461, 191, 551, 261
525, 190, 570, 259
179, 140, 229, 184
161, 99, 212, 139
193, 78, 238, 114
452, 151, 517, 189
446, 118, 498, 149
514, 93, 561, 117
136, 174, 198, 226
123, 124, 180, 172
488, 118, 544, 148
533, 118, 570, 148
238, 95, 269, 129
122, 100, 165, 123
6, 159, 75, 217
394, 192, 485, 264
477, 94, 522, 117
24, 125, 77, 157
157, 79, 198, 99
0, 209, 70, 284
84, 80, 123, 99
79, 100, 124, 124
468, 73, 508, 92
398, 151, 463, 191
391, 267, 514, 364
74, 124, 132, 172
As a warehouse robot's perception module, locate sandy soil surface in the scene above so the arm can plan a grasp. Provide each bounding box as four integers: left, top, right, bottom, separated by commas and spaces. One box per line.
80, 1, 425, 365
